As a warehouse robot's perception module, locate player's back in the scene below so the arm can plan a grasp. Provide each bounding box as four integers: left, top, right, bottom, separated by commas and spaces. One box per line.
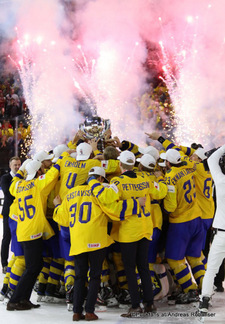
14, 179, 54, 242
111, 172, 151, 199
137, 170, 163, 230
164, 164, 202, 223
194, 162, 214, 220
58, 156, 100, 199
110, 172, 153, 243
55, 184, 114, 255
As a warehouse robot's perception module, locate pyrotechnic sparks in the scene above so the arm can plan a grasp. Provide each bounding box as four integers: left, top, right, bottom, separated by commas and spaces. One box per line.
157, 7, 219, 147
69, 37, 147, 140
8, 0, 82, 154
186, 16, 194, 23
2, 0, 225, 151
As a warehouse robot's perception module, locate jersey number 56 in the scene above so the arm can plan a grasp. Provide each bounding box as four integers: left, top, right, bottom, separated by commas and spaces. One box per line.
18, 195, 36, 221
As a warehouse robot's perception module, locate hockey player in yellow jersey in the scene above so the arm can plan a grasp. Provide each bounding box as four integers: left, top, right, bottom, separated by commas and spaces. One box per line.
5, 200, 26, 300
136, 154, 163, 237
0, 254, 16, 301
146, 132, 214, 226
7, 157, 60, 311
54, 142, 101, 305
110, 151, 167, 245
157, 135, 214, 231
187, 148, 214, 271
33, 150, 54, 170
136, 154, 168, 299
32, 148, 66, 304
109, 151, 167, 317
106, 136, 141, 159
10, 160, 59, 243
99, 142, 162, 303
91, 145, 132, 306
160, 149, 205, 303
105, 135, 160, 165
138, 145, 160, 163
56, 142, 101, 200
53, 166, 145, 321
147, 132, 214, 271
188, 148, 214, 242
100, 146, 121, 181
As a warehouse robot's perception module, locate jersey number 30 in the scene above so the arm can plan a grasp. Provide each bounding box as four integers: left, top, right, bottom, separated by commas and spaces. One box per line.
69, 202, 92, 227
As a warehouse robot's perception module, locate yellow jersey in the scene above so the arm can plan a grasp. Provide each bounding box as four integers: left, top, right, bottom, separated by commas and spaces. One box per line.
136, 171, 163, 230
162, 139, 214, 220
101, 159, 121, 181
193, 162, 214, 220
9, 165, 59, 242
9, 199, 19, 222
53, 183, 140, 255
110, 171, 167, 243
120, 140, 141, 158
164, 163, 202, 223
56, 153, 101, 199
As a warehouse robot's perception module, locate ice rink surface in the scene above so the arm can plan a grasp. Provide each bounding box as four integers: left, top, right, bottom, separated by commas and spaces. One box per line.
0, 218, 224, 324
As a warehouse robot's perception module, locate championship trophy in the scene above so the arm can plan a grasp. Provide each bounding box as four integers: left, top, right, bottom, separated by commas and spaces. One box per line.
79, 116, 111, 152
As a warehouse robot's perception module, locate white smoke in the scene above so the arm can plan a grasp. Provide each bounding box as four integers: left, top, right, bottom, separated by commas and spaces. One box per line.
1, 0, 225, 151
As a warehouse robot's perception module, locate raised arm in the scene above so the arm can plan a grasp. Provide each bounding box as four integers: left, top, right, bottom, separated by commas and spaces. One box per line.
208, 145, 225, 183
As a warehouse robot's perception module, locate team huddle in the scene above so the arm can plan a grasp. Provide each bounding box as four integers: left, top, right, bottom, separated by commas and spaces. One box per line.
0, 127, 222, 320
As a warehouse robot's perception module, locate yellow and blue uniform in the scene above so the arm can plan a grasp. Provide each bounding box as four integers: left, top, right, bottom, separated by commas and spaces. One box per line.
136, 171, 163, 231
160, 142, 206, 291
56, 153, 101, 288
53, 177, 139, 314
110, 171, 167, 243
53, 181, 139, 255
136, 170, 164, 297
8, 161, 63, 306
101, 159, 121, 181
51, 158, 76, 289
108, 170, 167, 309
2, 254, 16, 291
162, 138, 214, 254
56, 153, 101, 200
9, 200, 23, 257
6, 169, 62, 290
5, 164, 60, 302
88, 178, 143, 292
9, 164, 60, 242
180, 149, 214, 252
162, 139, 214, 222
164, 163, 202, 223
8, 254, 26, 293
163, 163, 205, 292
4, 199, 25, 294
40, 184, 64, 294
98, 159, 129, 292
135, 170, 164, 261
120, 140, 141, 159
192, 163, 214, 221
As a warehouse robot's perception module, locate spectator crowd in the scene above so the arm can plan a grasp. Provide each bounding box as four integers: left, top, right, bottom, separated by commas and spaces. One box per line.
0, 70, 31, 176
